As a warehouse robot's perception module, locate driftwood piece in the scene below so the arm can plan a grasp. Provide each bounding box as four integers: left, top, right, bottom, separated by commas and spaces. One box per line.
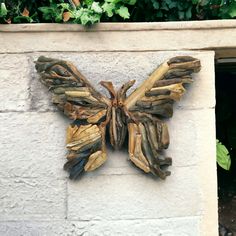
123, 56, 200, 178
35, 56, 201, 180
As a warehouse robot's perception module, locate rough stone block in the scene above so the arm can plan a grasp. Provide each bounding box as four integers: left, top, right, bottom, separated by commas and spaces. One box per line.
167, 108, 216, 167
67, 166, 201, 221
28, 56, 56, 111
0, 112, 68, 178
0, 54, 30, 111
0, 178, 66, 220
0, 217, 200, 236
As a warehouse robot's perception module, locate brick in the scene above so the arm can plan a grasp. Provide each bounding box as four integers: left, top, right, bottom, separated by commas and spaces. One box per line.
0, 178, 66, 220
0, 54, 30, 111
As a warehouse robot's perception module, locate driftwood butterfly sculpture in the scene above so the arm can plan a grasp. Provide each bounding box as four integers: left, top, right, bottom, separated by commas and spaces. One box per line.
35, 56, 201, 180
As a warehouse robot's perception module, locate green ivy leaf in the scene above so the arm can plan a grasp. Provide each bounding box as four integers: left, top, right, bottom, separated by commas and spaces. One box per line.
73, 8, 83, 19
84, 0, 94, 6
168, 2, 177, 9
185, 6, 192, 19
199, 0, 210, 6
178, 11, 185, 19
151, 0, 159, 10
216, 139, 231, 171
116, 5, 130, 19
80, 13, 91, 24
228, 3, 236, 18
102, 2, 115, 17
177, 2, 184, 11
165, 0, 173, 5
59, 3, 71, 11
38, 7, 55, 21
0, 3, 8, 17
123, 0, 137, 5
161, 2, 169, 11
13, 15, 34, 23
91, 2, 103, 13
156, 11, 163, 17
77, 8, 101, 25
55, 13, 63, 22
106, 0, 121, 3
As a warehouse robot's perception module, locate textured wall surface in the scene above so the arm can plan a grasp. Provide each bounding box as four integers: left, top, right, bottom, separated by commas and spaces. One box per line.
0, 45, 217, 236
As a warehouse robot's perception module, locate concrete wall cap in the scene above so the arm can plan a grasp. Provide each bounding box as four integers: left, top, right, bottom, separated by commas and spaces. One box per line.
0, 20, 236, 32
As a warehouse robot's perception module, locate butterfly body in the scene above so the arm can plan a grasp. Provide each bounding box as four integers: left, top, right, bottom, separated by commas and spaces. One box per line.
35, 56, 201, 180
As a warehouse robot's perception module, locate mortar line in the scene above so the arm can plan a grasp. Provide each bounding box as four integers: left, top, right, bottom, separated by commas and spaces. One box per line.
0, 165, 199, 180
0, 49, 214, 55
27, 54, 36, 112
65, 179, 68, 220
0, 215, 201, 223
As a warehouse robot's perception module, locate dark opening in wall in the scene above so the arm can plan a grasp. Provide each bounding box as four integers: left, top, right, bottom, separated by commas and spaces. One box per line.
215, 58, 236, 235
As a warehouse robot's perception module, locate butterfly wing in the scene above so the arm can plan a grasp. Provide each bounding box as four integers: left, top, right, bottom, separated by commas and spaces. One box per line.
35, 56, 110, 179
124, 56, 201, 179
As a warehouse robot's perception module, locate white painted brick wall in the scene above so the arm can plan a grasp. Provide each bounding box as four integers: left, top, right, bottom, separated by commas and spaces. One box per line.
0, 49, 217, 236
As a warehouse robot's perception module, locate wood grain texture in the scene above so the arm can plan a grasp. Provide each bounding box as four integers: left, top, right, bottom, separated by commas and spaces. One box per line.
35, 56, 201, 180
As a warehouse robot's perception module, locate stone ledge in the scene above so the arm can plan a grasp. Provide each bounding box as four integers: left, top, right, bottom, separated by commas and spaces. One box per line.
0, 21, 235, 54
0, 20, 236, 32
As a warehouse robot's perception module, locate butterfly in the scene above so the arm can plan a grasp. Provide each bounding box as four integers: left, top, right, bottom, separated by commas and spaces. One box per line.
35, 56, 201, 180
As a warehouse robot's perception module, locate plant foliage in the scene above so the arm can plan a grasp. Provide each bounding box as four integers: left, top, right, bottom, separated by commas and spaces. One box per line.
0, 0, 235, 25
217, 139, 231, 171
0, 0, 136, 25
